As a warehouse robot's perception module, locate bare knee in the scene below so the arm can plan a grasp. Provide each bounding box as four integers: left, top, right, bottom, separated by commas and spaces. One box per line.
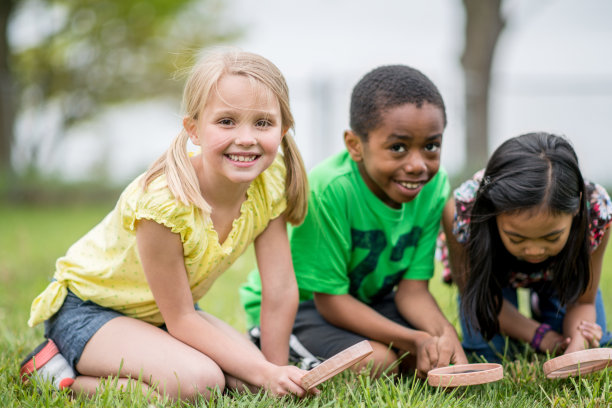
354, 341, 399, 378
185, 363, 225, 400
156, 360, 225, 401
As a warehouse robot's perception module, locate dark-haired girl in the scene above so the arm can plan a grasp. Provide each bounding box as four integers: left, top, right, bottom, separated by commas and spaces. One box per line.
441, 132, 611, 362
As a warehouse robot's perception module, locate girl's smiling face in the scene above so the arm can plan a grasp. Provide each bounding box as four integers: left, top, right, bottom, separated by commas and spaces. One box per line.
185, 74, 284, 186
496, 208, 574, 263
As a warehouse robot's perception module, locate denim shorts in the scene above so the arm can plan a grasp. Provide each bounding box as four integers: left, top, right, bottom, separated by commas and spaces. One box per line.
43, 291, 127, 374
43, 290, 197, 374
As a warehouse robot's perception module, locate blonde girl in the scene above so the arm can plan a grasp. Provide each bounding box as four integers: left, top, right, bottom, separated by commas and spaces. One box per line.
20, 49, 310, 400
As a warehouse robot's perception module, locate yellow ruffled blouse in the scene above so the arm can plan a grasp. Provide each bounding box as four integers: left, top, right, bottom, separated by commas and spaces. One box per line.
28, 155, 287, 327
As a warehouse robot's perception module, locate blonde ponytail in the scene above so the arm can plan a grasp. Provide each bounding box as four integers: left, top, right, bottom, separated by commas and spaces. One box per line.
142, 129, 211, 216
281, 134, 308, 225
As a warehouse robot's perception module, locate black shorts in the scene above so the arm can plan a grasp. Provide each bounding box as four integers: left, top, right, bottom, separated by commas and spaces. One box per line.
292, 292, 413, 361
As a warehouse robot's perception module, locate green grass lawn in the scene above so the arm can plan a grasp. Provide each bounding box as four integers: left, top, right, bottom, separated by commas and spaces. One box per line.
1, 203, 611, 407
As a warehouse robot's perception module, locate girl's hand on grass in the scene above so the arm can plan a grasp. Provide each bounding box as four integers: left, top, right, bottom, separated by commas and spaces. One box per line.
563, 321, 602, 354
577, 320, 602, 348
539, 330, 570, 355
262, 365, 315, 397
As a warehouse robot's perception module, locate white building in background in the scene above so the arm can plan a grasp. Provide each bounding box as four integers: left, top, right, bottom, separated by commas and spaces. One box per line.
14, 0, 612, 186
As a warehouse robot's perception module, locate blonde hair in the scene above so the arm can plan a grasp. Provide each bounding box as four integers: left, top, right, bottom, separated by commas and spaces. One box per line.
142, 49, 308, 225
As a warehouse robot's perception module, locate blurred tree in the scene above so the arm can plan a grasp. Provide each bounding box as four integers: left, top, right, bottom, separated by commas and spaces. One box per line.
460, 0, 506, 173
0, 0, 16, 177
0, 0, 240, 178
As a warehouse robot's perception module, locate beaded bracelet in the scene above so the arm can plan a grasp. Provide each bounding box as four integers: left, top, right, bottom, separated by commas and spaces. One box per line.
530, 323, 552, 351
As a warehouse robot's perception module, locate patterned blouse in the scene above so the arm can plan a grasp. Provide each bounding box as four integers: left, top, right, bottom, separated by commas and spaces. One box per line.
439, 170, 612, 287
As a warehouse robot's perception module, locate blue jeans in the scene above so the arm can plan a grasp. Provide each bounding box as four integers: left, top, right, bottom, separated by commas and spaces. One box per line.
460, 286, 612, 363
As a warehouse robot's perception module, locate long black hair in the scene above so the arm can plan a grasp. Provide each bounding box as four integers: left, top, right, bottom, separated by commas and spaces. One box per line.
461, 132, 590, 340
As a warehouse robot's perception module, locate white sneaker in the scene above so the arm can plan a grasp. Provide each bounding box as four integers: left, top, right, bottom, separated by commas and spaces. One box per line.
20, 339, 76, 390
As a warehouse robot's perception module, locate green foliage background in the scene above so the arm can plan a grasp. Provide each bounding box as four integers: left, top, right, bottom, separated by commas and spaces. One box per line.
2, 0, 241, 176
13, 0, 239, 116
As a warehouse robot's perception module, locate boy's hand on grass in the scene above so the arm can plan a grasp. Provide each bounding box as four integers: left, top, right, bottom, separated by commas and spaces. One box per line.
425, 332, 468, 369
437, 326, 468, 366
414, 329, 469, 377
414, 332, 439, 378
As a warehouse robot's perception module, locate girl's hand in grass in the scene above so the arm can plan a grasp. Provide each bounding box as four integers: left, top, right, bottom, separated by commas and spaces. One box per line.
563, 321, 602, 354
539, 330, 570, 355
577, 320, 602, 348
262, 364, 315, 397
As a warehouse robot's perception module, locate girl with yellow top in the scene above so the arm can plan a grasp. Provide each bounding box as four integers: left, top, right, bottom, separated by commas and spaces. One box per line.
20, 49, 310, 401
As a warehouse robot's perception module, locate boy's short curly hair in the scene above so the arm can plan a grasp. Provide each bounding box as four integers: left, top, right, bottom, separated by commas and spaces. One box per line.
350, 65, 447, 139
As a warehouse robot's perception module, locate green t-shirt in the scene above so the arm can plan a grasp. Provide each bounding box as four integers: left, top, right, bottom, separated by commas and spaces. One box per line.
240, 150, 449, 327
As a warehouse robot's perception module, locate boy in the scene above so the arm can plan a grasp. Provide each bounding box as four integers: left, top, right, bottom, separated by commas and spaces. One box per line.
241, 65, 466, 377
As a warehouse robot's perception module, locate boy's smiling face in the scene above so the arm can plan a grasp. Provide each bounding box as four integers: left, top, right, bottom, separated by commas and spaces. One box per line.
345, 102, 444, 209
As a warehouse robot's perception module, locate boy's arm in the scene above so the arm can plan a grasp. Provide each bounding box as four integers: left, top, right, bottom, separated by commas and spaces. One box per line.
314, 292, 431, 354
395, 279, 467, 367
255, 216, 299, 365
